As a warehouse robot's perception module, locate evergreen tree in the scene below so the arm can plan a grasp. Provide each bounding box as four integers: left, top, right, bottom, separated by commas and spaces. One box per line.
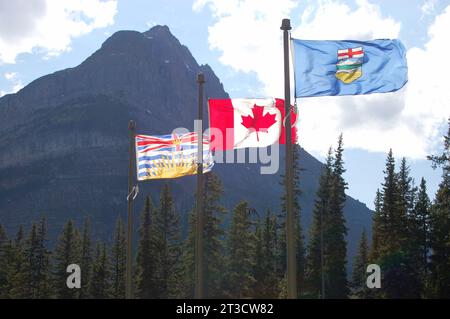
382, 149, 401, 252
397, 158, 416, 224
325, 134, 349, 298
7, 226, 31, 298
370, 189, 384, 262
153, 184, 182, 298
182, 173, 227, 298
295, 211, 306, 298
393, 158, 421, 298
411, 178, 431, 296
225, 201, 256, 298
183, 173, 226, 298
428, 118, 450, 298
26, 217, 51, 298
90, 242, 110, 298
79, 217, 92, 298
278, 144, 306, 297
111, 216, 126, 299
23, 223, 36, 294
136, 196, 157, 298
306, 148, 333, 298
52, 220, 81, 299
252, 210, 279, 298
397, 159, 416, 260
0, 225, 8, 297
375, 151, 421, 298
0, 224, 6, 250
252, 216, 265, 298
351, 229, 369, 298
378, 150, 402, 298
202, 173, 227, 298
181, 210, 196, 298
0, 240, 15, 298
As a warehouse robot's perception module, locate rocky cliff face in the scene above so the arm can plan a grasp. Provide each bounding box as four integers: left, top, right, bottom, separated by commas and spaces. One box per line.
0, 25, 372, 265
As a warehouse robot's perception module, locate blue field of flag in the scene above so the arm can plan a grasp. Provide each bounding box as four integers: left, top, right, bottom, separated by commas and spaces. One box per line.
292, 38, 408, 97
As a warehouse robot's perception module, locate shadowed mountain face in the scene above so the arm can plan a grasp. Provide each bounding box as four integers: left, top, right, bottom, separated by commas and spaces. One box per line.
0, 25, 372, 266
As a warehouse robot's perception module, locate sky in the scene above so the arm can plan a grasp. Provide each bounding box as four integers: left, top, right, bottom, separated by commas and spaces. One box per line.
0, 0, 449, 209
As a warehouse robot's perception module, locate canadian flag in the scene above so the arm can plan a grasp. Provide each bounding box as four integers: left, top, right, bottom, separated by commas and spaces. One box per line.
208, 98, 297, 151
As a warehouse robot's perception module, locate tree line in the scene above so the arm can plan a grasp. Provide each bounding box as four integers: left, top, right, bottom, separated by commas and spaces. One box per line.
351, 118, 450, 299
0, 119, 449, 299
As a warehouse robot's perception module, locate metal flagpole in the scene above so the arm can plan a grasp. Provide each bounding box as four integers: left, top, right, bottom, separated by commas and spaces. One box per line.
126, 119, 136, 299
281, 18, 297, 299
195, 73, 205, 299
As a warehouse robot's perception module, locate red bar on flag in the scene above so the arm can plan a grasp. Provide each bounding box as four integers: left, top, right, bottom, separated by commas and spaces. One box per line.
208, 98, 297, 151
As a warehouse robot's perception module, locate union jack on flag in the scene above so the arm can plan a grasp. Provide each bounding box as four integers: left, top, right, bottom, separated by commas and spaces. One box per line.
135, 132, 214, 180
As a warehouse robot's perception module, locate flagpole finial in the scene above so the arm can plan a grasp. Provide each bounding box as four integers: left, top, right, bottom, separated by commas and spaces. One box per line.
281, 18, 291, 31
197, 72, 205, 84
128, 120, 135, 131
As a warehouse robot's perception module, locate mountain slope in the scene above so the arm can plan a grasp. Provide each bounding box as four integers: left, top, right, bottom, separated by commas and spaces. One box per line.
0, 25, 372, 267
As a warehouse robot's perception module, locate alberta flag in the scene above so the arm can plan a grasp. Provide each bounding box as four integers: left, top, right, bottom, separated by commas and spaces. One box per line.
292, 38, 408, 97
136, 132, 213, 181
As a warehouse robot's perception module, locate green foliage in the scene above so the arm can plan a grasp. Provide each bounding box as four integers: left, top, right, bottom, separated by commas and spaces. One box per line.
6, 226, 31, 298
306, 148, 333, 298
152, 184, 183, 298
306, 135, 349, 299
252, 210, 279, 298
136, 195, 157, 298
52, 220, 81, 299
382, 150, 402, 252
110, 216, 126, 299
225, 201, 256, 298
325, 134, 349, 298
90, 242, 110, 298
26, 217, 51, 298
181, 210, 196, 298
370, 189, 384, 262
370, 148, 448, 298
409, 178, 431, 297
181, 173, 227, 298
79, 217, 92, 298
202, 173, 227, 298
371, 151, 422, 298
351, 229, 370, 298
0, 224, 9, 297
428, 118, 450, 298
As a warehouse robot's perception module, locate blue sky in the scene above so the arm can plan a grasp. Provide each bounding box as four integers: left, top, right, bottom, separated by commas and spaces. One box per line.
1, 0, 449, 209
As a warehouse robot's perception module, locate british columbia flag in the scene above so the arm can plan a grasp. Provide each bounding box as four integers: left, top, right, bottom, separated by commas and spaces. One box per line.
135, 132, 214, 180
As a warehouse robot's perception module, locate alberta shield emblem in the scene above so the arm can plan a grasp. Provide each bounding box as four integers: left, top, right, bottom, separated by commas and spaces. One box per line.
336, 47, 364, 84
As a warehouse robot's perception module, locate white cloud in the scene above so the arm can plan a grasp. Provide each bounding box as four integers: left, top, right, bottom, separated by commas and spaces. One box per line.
298, 2, 450, 159
12, 81, 24, 92
4, 72, 17, 80
196, 0, 450, 159
0, 0, 118, 64
421, 0, 438, 17
1, 71, 24, 96
193, 0, 297, 95
295, 0, 400, 40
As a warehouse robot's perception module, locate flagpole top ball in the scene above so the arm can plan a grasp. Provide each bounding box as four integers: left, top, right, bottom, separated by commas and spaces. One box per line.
128, 120, 135, 131
281, 19, 291, 31
197, 73, 205, 84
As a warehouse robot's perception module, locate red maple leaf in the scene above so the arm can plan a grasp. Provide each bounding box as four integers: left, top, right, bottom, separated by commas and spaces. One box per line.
241, 104, 277, 141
